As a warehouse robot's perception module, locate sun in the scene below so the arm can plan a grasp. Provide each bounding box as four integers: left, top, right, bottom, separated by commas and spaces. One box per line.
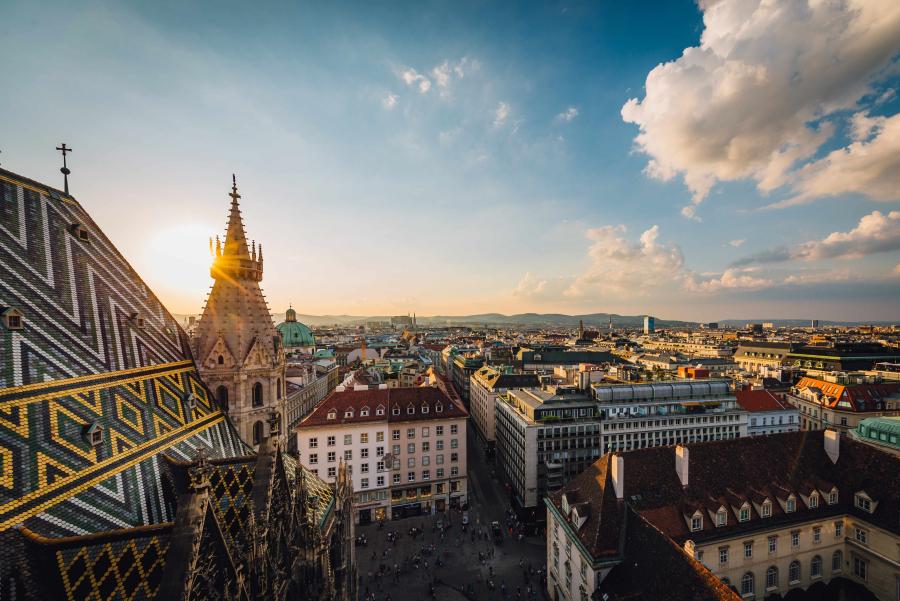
139, 223, 216, 315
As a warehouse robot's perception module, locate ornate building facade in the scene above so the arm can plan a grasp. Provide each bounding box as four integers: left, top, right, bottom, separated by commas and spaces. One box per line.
0, 167, 355, 601
192, 177, 287, 449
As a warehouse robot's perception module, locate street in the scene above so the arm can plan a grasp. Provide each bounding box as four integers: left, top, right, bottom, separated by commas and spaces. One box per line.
356, 422, 548, 601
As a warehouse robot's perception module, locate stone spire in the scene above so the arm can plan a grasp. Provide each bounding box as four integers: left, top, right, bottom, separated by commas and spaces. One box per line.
192, 176, 285, 448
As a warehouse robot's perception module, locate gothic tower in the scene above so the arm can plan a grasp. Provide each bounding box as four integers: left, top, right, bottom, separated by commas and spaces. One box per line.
193, 176, 286, 448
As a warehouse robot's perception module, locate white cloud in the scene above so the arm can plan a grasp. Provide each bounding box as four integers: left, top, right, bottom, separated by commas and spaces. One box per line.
564, 225, 686, 297
400, 67, 431, 93
513, 272, 548, 297
493, 102, 510, 128
736, 210, 900, 264
770, 113, 900, 208
382, 93, 398, 109
684, 268, 772, 293
556, 107, 579, 122
729, 239, 745, 247
621, 0, 900, 217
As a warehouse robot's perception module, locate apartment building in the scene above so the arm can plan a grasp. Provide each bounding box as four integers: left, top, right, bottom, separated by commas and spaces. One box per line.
788, 375, 900, 434
295, 386, 468, 523
546, 431, 899, 601
734, 342, 798, 373
469, 365, 540, 450
495, 385, 602, 513
592, 380, 748, 453
736, 389, 800, 437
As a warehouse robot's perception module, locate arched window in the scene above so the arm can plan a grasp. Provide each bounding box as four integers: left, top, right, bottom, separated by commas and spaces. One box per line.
277, 378, 282, 400
811, 555, 822, 578
216, 385, 229, 413
252, 420, 264, 445
217, 355, 224, 365
253, 382, 264, 407
832, 550, 843, 572
765, 566, 778, 589
740, 572, 754, 596
789, 560, 801, 583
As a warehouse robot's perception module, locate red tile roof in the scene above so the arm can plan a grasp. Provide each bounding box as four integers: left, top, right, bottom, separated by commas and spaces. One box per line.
794, 377, 900, 411
735, 389, 792, 412
296, 386, 467, 429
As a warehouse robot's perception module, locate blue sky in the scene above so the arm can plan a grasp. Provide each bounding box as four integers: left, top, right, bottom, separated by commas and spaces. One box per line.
2, 0, 899, 321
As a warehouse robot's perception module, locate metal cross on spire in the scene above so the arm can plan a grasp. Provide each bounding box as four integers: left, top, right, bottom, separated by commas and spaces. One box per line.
230, 173, 241, 203
56, 143, 73, 195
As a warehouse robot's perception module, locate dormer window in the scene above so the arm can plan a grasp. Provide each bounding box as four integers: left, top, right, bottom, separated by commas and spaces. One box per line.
435, 404, 443, 413
716, 509, 727, 527
2, 308, 24, 331
854, 493, 873, 513
345, 409, 354, 418
421, 404, 429, 414
690, 512, 703, 532
183, 392, 199, 410
407, 405, 415, 415
376, 405, 385, 416
786, 496, 796, 513
761, 500, 772, 518
361, 407, 370, 417
809, 493, 819, 509
127, 313, 145, 330
739, 505, 751, 522
70, 223, 91, 243
83, 422, 103, 447
392, 406, 400, 416
327, 410, 337, 420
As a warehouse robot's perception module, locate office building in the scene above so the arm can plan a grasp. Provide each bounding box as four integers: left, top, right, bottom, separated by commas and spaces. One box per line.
643, 315, 655, 334
469, 366, 540, 450
593, 381, 748, 453
495, 386, 602, 512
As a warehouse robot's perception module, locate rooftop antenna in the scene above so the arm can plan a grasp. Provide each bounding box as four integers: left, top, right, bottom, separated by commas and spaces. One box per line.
56, 143, 73, 195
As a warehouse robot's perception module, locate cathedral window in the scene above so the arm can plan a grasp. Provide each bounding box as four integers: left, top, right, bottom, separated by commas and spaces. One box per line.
252, 382, 264, 407
277, 378, 282, 399
252, 421, 264, 445
218, 355, 224, 365
216, 386, 229, 412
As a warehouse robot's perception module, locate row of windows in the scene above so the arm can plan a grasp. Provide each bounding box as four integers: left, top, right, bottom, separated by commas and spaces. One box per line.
310, 465, 460, 483
215, 380, 282, 413
307, 425, 458, 447
734, 552, 848, 596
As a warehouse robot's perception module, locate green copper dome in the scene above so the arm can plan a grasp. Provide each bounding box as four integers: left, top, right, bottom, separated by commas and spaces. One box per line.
277, 308, 316, 348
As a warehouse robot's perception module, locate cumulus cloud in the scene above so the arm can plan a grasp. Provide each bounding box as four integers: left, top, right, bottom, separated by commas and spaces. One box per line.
621, 0, 900, 217
770, 113, 900, 208
729, 239, 745, 247
513, 272, 548, 297
564, 225, 686, 297
684, 268, 772, 292
493, 102, 510, 128
736, 210, 900, 265
382, 93, 398, 109
556, 107, 579, 122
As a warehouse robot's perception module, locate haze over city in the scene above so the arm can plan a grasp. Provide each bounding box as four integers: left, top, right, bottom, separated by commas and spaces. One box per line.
2, 0, 898, 321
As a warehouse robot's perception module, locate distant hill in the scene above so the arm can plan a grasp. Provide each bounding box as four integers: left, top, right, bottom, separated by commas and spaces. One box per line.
717, 318, 899, 327
174, 312, 694, 328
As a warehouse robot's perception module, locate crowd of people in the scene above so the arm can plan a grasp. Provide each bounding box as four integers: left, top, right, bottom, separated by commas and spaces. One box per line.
359, 507, 546, 601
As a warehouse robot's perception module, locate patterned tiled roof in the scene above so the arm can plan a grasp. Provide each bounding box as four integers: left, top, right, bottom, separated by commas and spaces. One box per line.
794, 376, 900, 411
0, 168, 249, 537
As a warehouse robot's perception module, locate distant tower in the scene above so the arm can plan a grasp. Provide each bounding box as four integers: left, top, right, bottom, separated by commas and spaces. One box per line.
643, 315, 655, 335
811, 319, 819, 329
578, 319, 584, 339
192, 176, 286, 448
608, 315, 613, 330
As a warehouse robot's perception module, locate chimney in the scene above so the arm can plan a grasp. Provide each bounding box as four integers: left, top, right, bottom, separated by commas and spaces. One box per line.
824, 429, 840, 464
611, 454, 624, 500
675, 445, 689, 488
